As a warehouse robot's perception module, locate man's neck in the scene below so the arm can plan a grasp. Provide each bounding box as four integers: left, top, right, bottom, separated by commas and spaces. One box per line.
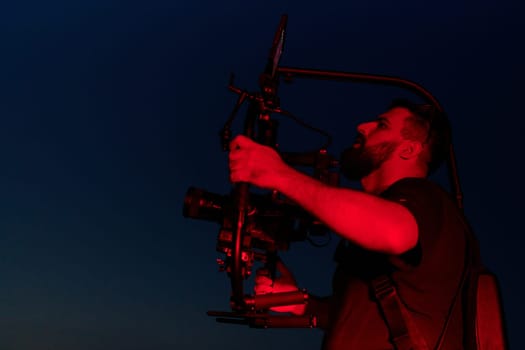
360, 164, 426, 195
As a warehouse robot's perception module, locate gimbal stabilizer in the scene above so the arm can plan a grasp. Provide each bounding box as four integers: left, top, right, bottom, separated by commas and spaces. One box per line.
183, 14, 463, 329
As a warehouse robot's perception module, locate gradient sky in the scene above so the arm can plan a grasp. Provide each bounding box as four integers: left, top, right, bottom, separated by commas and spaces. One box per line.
0, 1, 523, 349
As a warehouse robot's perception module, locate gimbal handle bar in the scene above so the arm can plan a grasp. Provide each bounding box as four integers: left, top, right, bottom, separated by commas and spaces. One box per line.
244, 289, 309, 309
208, 311, 317, 328
277, 66, 464, 210
209, 290, 317, 328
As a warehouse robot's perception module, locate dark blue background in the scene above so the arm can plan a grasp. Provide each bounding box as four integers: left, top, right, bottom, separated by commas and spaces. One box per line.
0, 1, 522, 349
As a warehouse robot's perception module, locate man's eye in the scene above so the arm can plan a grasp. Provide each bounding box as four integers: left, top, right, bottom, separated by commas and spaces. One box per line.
377, 122, 387, 129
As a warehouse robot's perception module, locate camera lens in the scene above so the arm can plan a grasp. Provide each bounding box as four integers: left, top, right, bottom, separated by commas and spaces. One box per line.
183, 187, 225, 223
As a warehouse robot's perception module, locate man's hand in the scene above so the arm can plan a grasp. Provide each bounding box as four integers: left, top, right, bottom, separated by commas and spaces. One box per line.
254, 260, 306, 315
228, 135, 289, 190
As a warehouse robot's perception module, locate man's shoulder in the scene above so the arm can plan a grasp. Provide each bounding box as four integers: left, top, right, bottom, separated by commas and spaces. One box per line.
382, 177, 460, 224
389, 177, 439, 189
382, 177, 447, 200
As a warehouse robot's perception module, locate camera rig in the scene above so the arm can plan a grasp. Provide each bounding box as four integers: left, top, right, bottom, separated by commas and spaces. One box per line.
182, 14, 463, 328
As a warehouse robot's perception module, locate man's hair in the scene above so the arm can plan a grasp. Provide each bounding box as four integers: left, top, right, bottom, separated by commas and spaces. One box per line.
389, 98, 452, 174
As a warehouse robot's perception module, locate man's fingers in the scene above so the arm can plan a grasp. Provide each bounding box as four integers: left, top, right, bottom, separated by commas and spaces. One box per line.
254, 284, 273, 295
230, 169, 251, 184
230, 135, 253, 150
255, 275, 273, 286
255, 269, 273, 285
254, 270, 273, 295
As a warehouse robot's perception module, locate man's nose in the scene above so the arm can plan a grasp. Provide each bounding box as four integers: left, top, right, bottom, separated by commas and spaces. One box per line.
357, 121, 372, 135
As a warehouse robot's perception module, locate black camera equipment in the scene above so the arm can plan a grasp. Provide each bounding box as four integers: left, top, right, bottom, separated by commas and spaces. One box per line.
182, 14, 463, 329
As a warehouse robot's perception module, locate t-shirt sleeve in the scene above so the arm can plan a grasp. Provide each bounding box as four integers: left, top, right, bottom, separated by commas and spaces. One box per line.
381, 178, 445, 267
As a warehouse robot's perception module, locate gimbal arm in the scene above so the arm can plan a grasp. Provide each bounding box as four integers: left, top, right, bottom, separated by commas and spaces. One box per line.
277, 66, 463, 209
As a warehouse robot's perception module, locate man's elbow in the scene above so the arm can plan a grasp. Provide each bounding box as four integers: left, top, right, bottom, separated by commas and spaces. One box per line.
386, 219, 419, 255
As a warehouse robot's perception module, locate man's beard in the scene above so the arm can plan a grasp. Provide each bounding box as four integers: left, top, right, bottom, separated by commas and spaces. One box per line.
339, 139, 399, 181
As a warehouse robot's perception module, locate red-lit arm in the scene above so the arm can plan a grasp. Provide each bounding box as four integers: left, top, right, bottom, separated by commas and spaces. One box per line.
229, 135, 418, 255
272, 170, 418, 254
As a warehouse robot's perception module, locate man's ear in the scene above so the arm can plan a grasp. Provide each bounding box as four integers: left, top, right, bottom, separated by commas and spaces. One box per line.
398, 140, 423, 160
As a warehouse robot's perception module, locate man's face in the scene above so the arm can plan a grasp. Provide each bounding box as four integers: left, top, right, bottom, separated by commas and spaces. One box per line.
340, 107, 410, 181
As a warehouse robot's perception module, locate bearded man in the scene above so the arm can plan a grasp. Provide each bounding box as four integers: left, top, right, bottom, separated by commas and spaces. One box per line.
228, 99, 474, 349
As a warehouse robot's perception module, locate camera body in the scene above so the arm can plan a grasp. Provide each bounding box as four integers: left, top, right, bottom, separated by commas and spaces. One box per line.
183, 172, 335, 281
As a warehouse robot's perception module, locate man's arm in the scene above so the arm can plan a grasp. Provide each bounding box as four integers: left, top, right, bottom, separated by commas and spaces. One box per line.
254, 261, 330, 328
272, 168, 418, 255
229, 135, 418, 255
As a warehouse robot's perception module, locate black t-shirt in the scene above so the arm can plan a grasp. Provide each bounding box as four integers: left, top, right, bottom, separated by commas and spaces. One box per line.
316, 177, 467, 350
